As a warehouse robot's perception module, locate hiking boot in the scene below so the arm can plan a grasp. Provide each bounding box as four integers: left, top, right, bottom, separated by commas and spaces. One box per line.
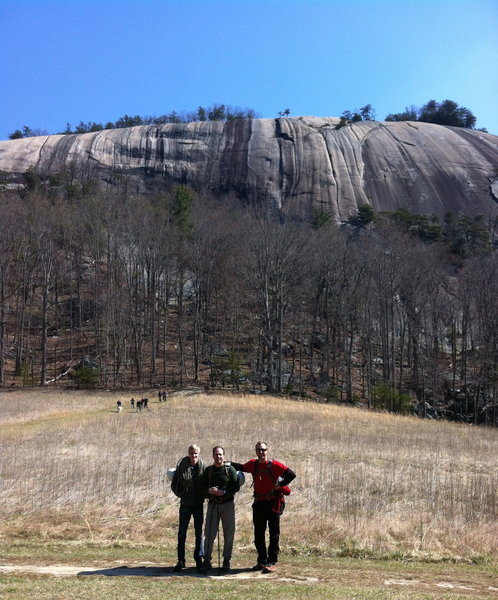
202, 560, 212, 575
173, 560, 185, 572
195, 559, 203, 574
262, 563, 276, 573
221, 559, 230, 572
252, 563, 266, 571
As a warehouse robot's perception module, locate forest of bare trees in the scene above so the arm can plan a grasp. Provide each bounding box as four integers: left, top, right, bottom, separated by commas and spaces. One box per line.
0, 175, 496, 425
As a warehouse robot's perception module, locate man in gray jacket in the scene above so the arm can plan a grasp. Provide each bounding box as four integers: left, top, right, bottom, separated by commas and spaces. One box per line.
171, 444, 206, 572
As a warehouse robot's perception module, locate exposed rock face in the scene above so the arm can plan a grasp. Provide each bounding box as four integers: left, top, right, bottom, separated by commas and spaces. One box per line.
1, 117, 497, 221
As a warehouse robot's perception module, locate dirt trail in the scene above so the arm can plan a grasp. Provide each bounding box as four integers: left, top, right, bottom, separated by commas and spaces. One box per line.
0, 562, 317, 583
1, 562, 497, 596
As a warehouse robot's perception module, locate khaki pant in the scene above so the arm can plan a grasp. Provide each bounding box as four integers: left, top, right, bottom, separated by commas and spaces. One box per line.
203, 500, 235, 562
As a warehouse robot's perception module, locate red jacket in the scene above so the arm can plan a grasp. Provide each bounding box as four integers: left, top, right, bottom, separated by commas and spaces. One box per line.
237, 458, 295, 514
241, 458, 291, 498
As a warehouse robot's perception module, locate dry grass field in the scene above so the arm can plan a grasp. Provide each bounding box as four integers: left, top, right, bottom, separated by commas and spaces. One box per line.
0, 388, 497, 599
1, 388, 496, 556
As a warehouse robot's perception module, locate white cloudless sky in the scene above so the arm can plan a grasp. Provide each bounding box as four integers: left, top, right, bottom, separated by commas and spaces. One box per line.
1, 0, 497, 139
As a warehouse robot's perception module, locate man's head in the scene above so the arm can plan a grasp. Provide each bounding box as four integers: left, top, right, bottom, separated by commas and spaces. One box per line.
188, 444, 200, 466
255, 441, 269, 462
212, 446, 225, 466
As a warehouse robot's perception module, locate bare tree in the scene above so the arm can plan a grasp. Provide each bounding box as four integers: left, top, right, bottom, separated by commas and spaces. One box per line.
0, 197, 19, 384
243, 213, 307, 392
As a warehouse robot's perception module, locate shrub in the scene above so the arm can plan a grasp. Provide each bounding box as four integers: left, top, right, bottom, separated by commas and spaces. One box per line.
373, 383, 411, 414
72, 366, 99, 388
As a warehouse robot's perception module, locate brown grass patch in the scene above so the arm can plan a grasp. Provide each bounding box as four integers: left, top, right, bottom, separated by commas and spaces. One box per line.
1, 390, 497, 558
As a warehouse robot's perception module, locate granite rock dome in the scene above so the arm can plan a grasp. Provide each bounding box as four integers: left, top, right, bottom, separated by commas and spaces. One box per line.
1, 117, 497, 221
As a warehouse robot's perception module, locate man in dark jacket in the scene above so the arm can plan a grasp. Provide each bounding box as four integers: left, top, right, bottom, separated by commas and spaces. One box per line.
171, 444, 206, 572
233, 441, 295, 573
200, 446, 239, 573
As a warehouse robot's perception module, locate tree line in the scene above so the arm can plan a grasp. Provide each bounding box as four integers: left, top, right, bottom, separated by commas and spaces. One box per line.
8, 104, 260, 139
8, 98, 485, 140
336, 99, 483, 130
385, 99, 478, 129
0, 175, 496, 425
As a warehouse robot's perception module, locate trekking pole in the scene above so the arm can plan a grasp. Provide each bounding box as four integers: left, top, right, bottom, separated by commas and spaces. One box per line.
217, 503, 221, 575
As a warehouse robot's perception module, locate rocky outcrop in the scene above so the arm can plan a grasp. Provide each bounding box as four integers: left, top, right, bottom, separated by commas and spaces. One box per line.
1, 117, 497, 221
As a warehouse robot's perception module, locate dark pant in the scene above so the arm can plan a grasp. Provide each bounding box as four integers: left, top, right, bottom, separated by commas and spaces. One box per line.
252, 500, 281, 564
177, 503, 204, 562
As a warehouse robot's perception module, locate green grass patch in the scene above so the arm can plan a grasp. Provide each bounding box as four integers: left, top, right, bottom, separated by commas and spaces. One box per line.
2, 561, 498, 600
0, 576, 415, 600
0, 541, 176, 564
1, 548, 497, 600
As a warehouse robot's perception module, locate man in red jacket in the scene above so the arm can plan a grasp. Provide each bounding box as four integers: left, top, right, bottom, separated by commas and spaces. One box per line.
233, 441, 295, 573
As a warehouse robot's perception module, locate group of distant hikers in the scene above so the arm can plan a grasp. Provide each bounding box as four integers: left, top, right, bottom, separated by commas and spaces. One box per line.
170, 442, 295, 575
116, 390, 168, 413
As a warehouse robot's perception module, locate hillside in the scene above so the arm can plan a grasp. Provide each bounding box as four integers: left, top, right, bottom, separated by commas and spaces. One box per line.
2, 389, 496, 556
1, 117, 497, 221
0, 118, 497, 427
1, 390, 497, 599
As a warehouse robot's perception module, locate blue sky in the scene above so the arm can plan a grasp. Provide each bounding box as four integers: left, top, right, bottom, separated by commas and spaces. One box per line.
1, 0, 497, 139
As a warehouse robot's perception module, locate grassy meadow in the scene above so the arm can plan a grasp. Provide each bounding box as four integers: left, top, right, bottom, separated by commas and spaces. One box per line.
0, 388, 497, 599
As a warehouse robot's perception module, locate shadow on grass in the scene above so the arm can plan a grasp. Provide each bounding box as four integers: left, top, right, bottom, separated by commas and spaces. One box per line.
77, 565, 255, 578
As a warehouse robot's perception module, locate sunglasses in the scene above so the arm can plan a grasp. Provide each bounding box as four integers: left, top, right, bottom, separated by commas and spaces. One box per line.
256, 448, 268, 452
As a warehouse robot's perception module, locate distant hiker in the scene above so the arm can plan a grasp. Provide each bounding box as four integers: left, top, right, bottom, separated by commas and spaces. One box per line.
130, 397, 135, 410
158, 390, 162, 402
232, 442, 295, 573
136, 399, 143, 412
200, 446, 240, 573
171, 444, 206, 573
162, 390, 168, 402
142, 397, 149, 410
116, 400, 122, 412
